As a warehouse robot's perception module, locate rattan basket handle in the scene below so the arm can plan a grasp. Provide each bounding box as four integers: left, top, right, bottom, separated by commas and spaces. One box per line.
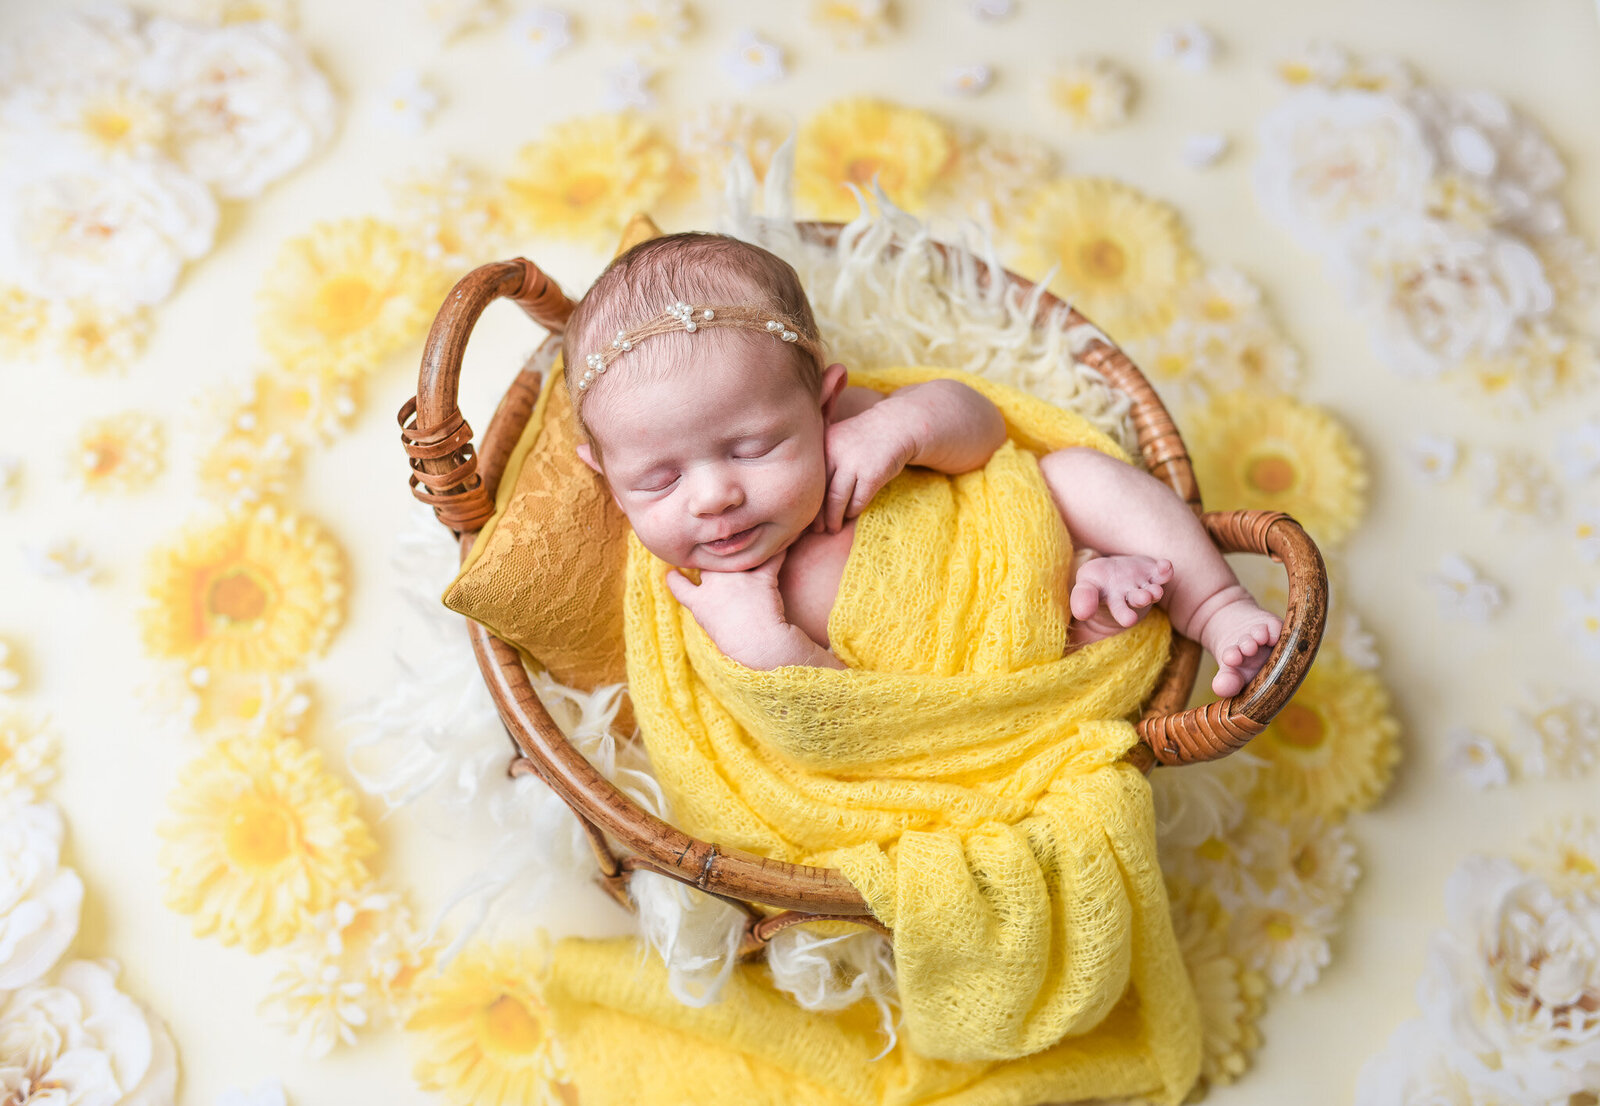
1137, 509, 1327, 765
400, 258, 574, 533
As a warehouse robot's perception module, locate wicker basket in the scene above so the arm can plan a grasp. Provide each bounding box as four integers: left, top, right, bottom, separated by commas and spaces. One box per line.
399, 222, 1329, 956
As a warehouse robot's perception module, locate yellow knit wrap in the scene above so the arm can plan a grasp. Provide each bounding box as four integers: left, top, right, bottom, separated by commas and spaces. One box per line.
547, 367, 1201, 1105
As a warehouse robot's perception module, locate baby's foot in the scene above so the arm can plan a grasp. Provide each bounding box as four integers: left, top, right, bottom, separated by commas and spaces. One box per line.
1196, 592, 1283, 698
1069, 555, 1174, 645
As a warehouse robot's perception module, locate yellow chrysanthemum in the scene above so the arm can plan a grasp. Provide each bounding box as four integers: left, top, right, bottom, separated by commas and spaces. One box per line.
49, 299, 151, 373
1046, 56, 1135, 132
0, 287, 48, 358
406, 938, 575, 1106
259, 217, 440, 382
0, 710, 56, 801
1247, 656, 1401, 821
197, 427, 298, 508
795, 97, 954, 222
1187, 392, 1369, 546
69, 412, 165, 496
141, 504, 344, 674
505, 114, 674, 243
1167, 884, 1266, 1089
1013, 177, 1200, 341
160, 733, 376, 953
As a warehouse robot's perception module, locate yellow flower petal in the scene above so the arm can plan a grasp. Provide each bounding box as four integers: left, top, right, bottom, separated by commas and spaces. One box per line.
796, 97, 954, 222
505, 114, 674, 243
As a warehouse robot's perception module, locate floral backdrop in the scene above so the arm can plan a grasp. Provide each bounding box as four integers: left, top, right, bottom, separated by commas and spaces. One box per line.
0, 1, 1596, 1104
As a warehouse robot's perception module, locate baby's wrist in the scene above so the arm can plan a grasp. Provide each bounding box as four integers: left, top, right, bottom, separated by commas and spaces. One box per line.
735, 624, 839, 671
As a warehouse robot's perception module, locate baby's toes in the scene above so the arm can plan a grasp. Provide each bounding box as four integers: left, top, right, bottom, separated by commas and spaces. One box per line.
1236, 636, 1259, 658
1070, 582, 1103, 620
1221, 644, 1244, 667
1142, 581, 1164, 604
1150, 558, 1174, 584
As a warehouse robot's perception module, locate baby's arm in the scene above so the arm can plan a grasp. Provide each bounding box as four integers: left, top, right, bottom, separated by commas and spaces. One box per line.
664, 550, 846, 671
818, 380, 1007, 531
1038, 447, 1282, 697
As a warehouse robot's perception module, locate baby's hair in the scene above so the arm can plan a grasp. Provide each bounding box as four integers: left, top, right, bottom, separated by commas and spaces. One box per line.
563, 232, 825, 453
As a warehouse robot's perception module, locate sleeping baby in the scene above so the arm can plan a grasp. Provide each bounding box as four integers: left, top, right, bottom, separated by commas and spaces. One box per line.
567, 231, 1280, 698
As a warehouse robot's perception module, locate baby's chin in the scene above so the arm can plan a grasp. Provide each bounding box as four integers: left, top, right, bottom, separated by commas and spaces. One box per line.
681, 521, 802, 573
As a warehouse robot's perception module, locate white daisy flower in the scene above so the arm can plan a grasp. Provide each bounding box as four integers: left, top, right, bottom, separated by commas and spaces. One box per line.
1046, 56, 1135, 132
1554, 420, 1600, 482
1154, 22, 1217, 72
1280, 813, 1360, 908
1562, 587, 1600, 662
22, 540, 100, 589
617, 0, 692, 50
1273, 41, 1351, 88
969, 0, 1013, 19
1179, 267, 1264, 325
1343, 54, 1416, 96
1227, 889, 1338, 993
722, 30, 784, 90
1255, 89, 1435, 254
1472, 448, 1560, 522
1354, 1018, 1509, 1106
942, 63, 992, 97
1181, 132, 1228, 168
1443, 727, 1510, 790
45, 299, 151, 374
1522, 816, 1600, 902
1406, 434, 1459, 482
1426, 554, 1505, 622
510, 8, 572, 65
1333, 609, 1380, 669
1574, 505, 1600, 563
601, 56, 656, 110
1457, 323, 1598, 417
0, 456, 21, 509
378, 70, 439, 133
810, 0, 890, 47
421, 0, 502, 40
1508, 687, 1600, 778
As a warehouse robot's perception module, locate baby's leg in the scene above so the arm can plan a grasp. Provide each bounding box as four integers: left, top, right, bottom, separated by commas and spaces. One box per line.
1039, 447, 1282, 697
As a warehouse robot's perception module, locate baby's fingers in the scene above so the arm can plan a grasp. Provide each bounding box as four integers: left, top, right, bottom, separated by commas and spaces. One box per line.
826, 472, 857, 532
664, 569, 698, 609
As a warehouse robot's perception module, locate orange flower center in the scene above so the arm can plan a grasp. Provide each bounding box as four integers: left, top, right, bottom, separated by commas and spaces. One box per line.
208, 568, 270, 625
845, 156, 882, 185
87, 440, 122, 477
483, 994, 544, 1055
1079, 238, 1126, 280
224, 798, 294, 870
1274, 703, 1325, 750
1247, 454, 1297, 494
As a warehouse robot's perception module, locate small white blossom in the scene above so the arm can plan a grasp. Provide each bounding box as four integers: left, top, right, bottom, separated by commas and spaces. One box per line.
1273, 41, 1352, 88
1046, 55, 1134, 132
1333, 610, 1380, 669
1574, 505, 1600, 563
1427, 554, 1505, 622
1228, 888, 1338, 993
1443, 728, 1510, 790
601, 56, 656, 111
722, 30, 783, 90
1406, 434, 1459, 482
969, 0, 1013, 19
616, 0, 692, 50
1180, 132, 1228, 168
1523, 816, 1600, 903
1154, 22, 1217, 72
510, 8, 572, 65
1554, 420, 1600, 482
1472, 448, 1560, 522
1509, 687, 1600, 778
1563, 587, 1600, 662
378, 70, 439, 133
942, 64, 992, 97
22, 540, 101, 589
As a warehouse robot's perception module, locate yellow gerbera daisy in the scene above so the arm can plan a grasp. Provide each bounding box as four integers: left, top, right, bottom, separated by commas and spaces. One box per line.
258, 217, 440, 382
160, 732, 376, 952
69, 412, 165, 495
795, 97, 954, 222
1246, 656, 1401, 821
1186, 392, 1369, 546
505, 114, 674, 243
406, 937, 576, 1106
1013, 177, 1200, 341
140, 504, 344, 674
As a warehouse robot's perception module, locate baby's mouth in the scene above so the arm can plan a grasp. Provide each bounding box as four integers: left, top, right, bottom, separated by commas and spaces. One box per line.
702, 525, 760, 554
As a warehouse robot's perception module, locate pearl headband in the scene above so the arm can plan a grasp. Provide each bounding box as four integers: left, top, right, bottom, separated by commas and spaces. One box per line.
573, 300, 826, 401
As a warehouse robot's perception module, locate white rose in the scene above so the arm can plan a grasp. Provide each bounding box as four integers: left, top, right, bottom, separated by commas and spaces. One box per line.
143, 18, 336, 199
0, 7, 146, 108
1354, 1018, 1523, 1106
1409, 87, 1566, 236
1255, 88, 1434, 251
1336, 214, 1551, 377
0, 149, 218, 308
0, 959, 177, 1106
1418, 856, 1600, 1102
0, 801, 83, 990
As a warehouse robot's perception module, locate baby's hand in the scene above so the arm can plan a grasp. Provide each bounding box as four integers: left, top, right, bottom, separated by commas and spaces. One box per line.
815, 414, 917, 533
665, 551, 793, 666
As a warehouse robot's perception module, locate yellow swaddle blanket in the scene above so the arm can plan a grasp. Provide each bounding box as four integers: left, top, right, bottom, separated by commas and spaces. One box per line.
544, 367, 1200, 1105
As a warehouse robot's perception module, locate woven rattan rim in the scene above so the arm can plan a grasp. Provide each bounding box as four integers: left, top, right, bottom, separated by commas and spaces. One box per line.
402, 222, 1329, 935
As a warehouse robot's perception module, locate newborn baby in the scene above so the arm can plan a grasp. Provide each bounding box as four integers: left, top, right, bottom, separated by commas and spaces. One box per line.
568, 232, 1281, 697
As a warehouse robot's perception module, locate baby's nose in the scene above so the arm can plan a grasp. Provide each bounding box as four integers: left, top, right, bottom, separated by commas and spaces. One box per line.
688, 468, 744, 516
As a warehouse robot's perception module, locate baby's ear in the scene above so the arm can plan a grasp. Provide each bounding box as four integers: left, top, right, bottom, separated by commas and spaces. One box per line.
575, 442, 602, 475
819, 362, 849, 419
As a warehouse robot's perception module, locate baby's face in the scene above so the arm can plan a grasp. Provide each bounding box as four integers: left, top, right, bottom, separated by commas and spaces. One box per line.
580, 338, 836, 573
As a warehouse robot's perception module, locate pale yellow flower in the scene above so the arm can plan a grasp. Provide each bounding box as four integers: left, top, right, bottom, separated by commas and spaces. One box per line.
390, 159, 516, 273
810, 0, 891, 47
1046, 56, 1135, 132
160, 733, 374, 952
1523, 816, 1600, 901
0, 711, 56, 801
1456, 324, 1598, 416
197, 428, 298, 509
406, 937, 575, 1106
1187, 392, 1369, 546
0, 639, 22, 696
795, 98, 954, 222
68, 85, 169, 160
1191, 319, 1304, 396
140, 504, 344, 674
1167, 884, 1266, 1088
264, 886, 434, 1057
1177, 268, 1263, 328
68, 412, 164, 496
0, 288, 49, 359
48, 299, 151, 374
929, 127, 1057, 231
1247, 657, 1401, 821
615, 0, 692, 49
1425, 172, 1502, 231
258, 217, 440, 382
505, 115, 675, 243
1013, 176, 1199, 342
149, 667, 313, 740
676, 103, 787, 198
